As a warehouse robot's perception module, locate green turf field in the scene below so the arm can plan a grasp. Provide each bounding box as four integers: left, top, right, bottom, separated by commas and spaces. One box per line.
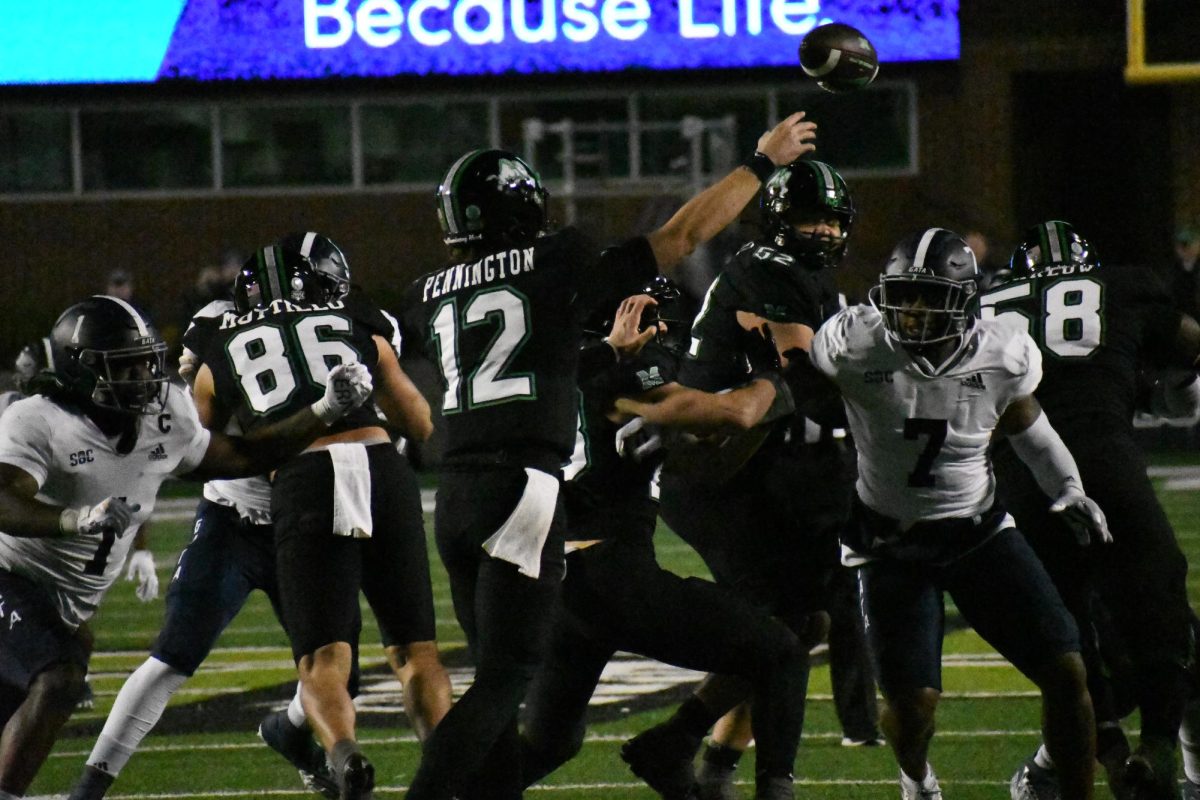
27, 465, 1200, 799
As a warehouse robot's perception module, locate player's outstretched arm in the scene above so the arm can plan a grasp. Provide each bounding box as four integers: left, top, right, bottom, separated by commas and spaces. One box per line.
646, 111, 818, 271
998, 394, 1111, 545
614, 379, 782, 433
371, 335, 434, 442
0, 465, 138, 539
185, 362, 373, 481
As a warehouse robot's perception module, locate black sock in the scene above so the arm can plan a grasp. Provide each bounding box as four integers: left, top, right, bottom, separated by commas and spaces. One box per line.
669, 696, 720, 740
68, 765, 116, 800
703, 742, 744, 769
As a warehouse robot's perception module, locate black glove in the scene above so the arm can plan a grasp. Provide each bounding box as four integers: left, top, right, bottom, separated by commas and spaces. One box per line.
741, 324, 781, 377
781, 347, 847, 429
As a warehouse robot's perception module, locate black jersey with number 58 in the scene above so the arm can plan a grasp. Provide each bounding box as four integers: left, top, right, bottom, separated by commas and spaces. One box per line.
402, 228, 658, 463
202, 291, 393, 435
980, 264, 1181, 429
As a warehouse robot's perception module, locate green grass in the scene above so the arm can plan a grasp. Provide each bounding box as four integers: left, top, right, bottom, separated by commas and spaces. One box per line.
28, 467, 1200, 799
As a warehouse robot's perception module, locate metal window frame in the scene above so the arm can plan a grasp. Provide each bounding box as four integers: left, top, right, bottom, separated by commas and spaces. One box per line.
0, 79, 918, 202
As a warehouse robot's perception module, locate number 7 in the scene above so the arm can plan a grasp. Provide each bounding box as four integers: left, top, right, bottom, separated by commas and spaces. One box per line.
904, 417, 947, 488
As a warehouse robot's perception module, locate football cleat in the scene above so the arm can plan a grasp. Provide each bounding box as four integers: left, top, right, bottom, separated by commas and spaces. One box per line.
1009, 758, 1061, 800
696, 763, 740, 800
621, 724, 703, 800
258, 709, 339, 800
335, 751, 375, 800
899, 767, 943, 800
1118, 748, 1177, 800
841, 734, 885, 748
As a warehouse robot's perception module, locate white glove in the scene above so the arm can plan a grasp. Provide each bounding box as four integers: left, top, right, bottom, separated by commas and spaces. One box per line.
59, 497, 140, 538
310, 362, 373, 425
615, 417, 663, 462
1050, 484, 1112, 546
125, 550, 159, 602
178, 348, 201, 387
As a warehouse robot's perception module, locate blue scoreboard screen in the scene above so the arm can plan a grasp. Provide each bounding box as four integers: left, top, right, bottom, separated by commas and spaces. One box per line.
0, 0, 959, 85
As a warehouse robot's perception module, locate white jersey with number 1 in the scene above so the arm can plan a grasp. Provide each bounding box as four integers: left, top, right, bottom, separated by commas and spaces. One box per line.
0, 389, 210, 628
811, 305, 1041, 526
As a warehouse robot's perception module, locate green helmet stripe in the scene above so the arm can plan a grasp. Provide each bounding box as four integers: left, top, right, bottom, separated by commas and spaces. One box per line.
439, 150, 483, 237
812, 161, 836, 198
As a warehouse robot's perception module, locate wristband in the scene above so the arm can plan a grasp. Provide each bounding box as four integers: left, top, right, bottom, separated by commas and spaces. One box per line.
58, 508, 79, 537
742, 151, 777, 183
309, 398, 339, 426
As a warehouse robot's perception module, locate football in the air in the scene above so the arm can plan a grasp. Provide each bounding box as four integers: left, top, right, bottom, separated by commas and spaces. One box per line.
799, 23, 879, 93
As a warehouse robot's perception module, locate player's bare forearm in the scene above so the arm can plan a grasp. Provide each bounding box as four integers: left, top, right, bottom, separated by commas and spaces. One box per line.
186, 408, 328, 481
373, 336, 434, 442
614, 380, 776, 432
647, 112, 817, 270
0, 464, 68, 538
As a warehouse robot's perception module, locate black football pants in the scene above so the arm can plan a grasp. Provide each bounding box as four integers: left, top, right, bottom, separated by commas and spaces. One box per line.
406, 468, 566, 800
519, 536, 808, 784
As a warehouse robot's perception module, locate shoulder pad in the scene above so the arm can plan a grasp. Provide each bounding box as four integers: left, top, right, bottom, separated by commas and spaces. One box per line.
191, 299, 235, 322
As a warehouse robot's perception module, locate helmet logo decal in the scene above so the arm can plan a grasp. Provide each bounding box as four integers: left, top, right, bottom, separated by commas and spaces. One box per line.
71, 314, 86, 344
493, 157, 535, 187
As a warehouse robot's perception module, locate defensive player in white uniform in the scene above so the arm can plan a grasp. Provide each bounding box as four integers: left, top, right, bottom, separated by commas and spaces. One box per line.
0, 295, 371, 798
810, 229, 1110, 800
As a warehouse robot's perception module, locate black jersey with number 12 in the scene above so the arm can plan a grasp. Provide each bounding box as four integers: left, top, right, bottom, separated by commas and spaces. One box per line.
402, 228, 658, 463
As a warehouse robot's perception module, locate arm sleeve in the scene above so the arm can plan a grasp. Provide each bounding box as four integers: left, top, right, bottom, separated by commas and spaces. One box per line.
809, 311, 849, 379
170, 395, 214, 477
1006, 411, 1082, 499
0, 401, 53, 487
1003, 330, 1043, 399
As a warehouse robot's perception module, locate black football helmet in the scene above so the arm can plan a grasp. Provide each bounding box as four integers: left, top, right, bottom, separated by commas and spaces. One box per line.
276, 231, 351, 303
436, 149, 548, 248
872, 228, 979, 348
1009, 220, 1099, 279
761, 159, 854, 267
234, 246, 324, 314
47, 296, 168, 414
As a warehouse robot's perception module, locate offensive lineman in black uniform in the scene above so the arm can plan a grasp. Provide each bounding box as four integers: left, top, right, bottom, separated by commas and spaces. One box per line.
983, 221, 1200, 800
625, 161, 873, 799
400, 111, 819, 800
196, 246, 440, 799
519, 284, 809, 800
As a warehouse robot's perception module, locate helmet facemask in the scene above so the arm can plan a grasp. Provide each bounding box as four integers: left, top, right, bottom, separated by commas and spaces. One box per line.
78, 341, 170, 415
873, 275, 978, 348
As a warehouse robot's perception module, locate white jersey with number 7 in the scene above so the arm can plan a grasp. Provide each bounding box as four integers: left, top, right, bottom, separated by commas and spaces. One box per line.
811, 304, 1042, 526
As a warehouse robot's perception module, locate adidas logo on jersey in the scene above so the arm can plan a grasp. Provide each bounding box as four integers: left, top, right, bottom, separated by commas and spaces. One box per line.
960, 373, 986, 390
148, 443, 168, 461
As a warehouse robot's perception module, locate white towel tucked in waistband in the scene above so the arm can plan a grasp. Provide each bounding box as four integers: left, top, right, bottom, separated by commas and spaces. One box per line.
328, 443, 373, 538
482, 468, 559, 579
